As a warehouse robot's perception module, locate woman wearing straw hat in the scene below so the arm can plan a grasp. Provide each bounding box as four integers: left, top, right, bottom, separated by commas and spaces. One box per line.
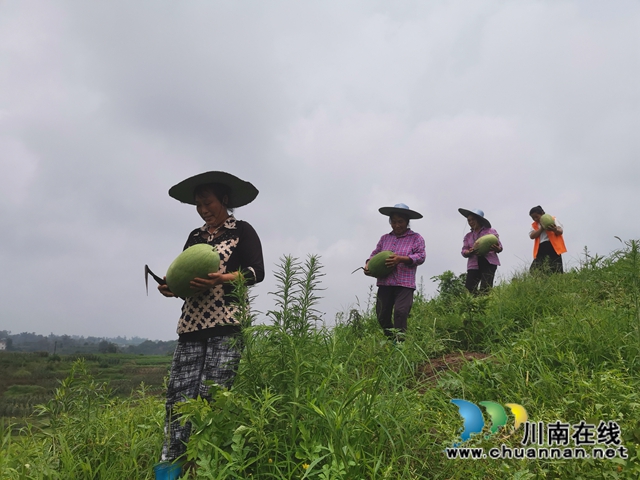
364, 203, 425, 340
156, 171, 264, 473
459, 208, 503, 295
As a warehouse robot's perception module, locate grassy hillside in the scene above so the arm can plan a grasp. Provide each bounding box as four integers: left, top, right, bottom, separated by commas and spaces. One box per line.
1, 242, 639, 479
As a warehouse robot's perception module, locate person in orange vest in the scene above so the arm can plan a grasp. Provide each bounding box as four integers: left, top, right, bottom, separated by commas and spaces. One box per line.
529, 205, 566, 273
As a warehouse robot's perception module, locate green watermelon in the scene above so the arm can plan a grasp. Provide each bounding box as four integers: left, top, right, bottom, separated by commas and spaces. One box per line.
368, 250, 394, 278
474, 234, 499, 256
540, 214, 555, 229
166, 244, 220, 298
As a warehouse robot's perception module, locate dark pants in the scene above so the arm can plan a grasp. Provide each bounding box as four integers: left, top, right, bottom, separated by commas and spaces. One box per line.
465, 256, 497, 295
530, 241, 563, 274
376, 286, 415, 338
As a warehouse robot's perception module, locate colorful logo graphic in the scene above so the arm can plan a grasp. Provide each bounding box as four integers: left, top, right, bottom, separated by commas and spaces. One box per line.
450, 399, 528, 444
447, 401, 628, 460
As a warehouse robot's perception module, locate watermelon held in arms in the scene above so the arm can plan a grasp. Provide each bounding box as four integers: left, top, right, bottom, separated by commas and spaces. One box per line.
540, 214, 556, 229
474, 234, 499, 256
166, 244, 220, 298
367, 250, 395, 278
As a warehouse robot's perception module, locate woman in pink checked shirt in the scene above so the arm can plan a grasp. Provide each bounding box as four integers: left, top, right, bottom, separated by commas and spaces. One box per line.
459, 208, 503, 295
364, 203, 426, 340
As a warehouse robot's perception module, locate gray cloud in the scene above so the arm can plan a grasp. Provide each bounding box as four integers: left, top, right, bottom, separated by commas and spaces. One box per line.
1, 1, 639, 339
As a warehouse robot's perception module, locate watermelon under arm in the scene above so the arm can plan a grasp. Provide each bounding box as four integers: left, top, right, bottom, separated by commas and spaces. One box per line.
474, 234, 499, 256
367, 251, 395, 277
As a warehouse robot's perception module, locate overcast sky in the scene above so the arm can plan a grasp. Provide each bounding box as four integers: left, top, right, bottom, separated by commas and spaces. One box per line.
1, 1, 639, 340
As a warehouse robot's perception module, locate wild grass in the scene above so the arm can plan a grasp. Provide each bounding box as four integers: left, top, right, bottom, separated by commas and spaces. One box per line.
2, 241, 640, 478
1, 361, 164, 479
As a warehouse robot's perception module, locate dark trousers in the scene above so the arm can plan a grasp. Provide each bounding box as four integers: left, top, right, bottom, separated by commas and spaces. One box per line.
376, 286, 415, 338
465, 256, 497, 295
530, 241, 563, 274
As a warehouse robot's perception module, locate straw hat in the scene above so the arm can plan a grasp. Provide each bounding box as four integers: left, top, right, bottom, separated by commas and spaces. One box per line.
379, 203, 423, 219
458, 208, 491, 228
168, 171, 258, 208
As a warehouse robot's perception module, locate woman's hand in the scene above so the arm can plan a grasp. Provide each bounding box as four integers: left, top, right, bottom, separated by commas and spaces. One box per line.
158, 277, 176, 297
363, 262, 373, 276
547, 224, 563, 235
189, 272, 237, 293
490, 244, 503, 253
385, 254, 409, 267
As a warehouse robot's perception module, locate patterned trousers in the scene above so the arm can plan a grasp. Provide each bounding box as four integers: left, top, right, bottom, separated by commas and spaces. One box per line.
162, 335, 243, 461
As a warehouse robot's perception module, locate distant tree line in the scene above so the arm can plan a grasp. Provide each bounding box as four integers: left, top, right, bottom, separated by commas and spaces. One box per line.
0, 330, 176, 355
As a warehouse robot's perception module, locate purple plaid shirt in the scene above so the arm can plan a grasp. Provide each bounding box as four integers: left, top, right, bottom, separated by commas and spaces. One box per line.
368, 229, 426, 289
461, 226, 503, 269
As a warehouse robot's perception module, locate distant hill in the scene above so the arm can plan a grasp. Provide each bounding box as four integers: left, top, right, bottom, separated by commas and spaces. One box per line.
0, 331, 176, 355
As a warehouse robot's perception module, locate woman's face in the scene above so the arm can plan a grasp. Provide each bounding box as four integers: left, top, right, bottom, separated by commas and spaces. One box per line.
467, 214, 481, 231
195, 191, 229, 227
530, 213, 542, 223
390, 214, 409, 236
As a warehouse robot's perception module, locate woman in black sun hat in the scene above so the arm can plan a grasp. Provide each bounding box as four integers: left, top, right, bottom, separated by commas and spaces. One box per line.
155, 171, 264, 474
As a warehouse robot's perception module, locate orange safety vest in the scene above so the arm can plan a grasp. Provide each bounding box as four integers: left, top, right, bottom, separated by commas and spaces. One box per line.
532, 217, 567, 258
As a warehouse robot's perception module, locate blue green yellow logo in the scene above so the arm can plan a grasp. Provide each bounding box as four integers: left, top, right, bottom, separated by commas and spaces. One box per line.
450, 399, 528, 443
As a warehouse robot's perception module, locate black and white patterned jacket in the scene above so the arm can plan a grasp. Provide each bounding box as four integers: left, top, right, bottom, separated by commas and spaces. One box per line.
176, 216, 264, 339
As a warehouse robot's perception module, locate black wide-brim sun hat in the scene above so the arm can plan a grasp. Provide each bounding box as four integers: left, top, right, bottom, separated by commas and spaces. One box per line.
169, 171, 258, 208
458, 208, 491, 228
379, 203, 423, 219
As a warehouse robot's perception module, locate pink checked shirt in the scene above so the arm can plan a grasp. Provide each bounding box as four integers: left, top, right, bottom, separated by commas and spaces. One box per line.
461, 226, 503, 270
368, 229, 426, 289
